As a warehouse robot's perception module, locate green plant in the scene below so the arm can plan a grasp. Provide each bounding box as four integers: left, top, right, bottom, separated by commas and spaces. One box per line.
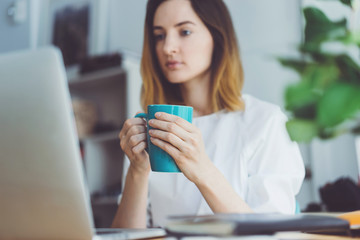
278, 0, 360, 142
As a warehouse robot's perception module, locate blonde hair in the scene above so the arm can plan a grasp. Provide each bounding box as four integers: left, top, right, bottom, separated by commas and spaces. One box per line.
140, 0, 244, 112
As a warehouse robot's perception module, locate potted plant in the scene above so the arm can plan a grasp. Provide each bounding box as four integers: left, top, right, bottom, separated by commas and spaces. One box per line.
278, 0, 360, 162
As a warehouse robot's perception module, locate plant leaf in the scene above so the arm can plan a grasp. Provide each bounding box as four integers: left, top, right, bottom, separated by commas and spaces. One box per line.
335, 54, 360, 84
317, 0, 354, 8
277, 58, 308, 74
293, 104, 318, 119
302, 64, 339, 89
285, 81, 319, 113
304, 7, 347, 45
340, 0, 353, 8
336, 31, 360, 45
286, 119, 318, 142
317, 83, 360, 128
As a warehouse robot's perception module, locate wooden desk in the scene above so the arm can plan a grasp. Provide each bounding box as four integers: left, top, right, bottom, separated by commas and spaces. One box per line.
150, 232, 359, 240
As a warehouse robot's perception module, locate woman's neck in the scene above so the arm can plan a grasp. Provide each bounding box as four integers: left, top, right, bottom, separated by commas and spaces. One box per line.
180, 75, 212, 117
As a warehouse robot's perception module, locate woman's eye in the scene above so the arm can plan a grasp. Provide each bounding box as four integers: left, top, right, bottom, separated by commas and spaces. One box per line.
181, 30, 192, 36
154, 34, 165, 41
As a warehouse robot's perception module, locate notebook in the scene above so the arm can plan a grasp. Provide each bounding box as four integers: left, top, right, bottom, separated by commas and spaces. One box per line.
165, 213, 350, 237
0, 47, 165, 239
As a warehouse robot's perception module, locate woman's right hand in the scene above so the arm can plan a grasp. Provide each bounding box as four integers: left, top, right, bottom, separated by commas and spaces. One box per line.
119, 115, 150, 174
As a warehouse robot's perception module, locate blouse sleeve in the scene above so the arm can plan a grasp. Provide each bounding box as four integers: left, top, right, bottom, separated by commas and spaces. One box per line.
245, 107, 305, 214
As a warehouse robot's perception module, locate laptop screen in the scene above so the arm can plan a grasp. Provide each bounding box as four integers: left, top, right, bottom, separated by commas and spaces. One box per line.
0, 47, 94, 239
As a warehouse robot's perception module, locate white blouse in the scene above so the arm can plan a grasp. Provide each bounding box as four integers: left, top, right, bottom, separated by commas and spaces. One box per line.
123, 94, 305, 227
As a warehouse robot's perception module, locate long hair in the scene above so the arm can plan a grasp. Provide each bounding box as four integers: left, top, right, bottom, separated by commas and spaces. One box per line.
140, 0, 244, 112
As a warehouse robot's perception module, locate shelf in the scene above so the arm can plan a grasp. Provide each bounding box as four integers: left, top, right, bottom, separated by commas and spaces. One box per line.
91, 195, 119, 205
68, 67, 125, 88
68, 67, 127, 135
67, 66, 126, 228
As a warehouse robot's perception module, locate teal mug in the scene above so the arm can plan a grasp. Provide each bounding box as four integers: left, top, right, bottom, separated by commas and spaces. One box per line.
135, 104, 193, 172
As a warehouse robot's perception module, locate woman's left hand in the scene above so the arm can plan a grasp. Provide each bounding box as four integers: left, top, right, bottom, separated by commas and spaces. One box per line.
148, 112, 215, 184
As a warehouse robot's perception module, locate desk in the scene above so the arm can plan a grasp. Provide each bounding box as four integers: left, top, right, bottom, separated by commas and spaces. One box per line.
148, 232, 360, 240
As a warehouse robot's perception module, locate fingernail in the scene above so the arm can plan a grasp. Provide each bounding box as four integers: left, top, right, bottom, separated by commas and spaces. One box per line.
155, 112, 161, 117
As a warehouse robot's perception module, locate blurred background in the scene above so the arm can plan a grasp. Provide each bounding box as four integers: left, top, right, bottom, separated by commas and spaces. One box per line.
1, 0, 360, 227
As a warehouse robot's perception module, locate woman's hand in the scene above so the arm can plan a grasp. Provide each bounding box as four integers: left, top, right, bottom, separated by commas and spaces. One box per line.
119, 114, 150, 174
148, 112, 215, 184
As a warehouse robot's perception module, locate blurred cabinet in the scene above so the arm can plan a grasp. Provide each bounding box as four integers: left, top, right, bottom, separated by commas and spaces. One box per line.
68, 67, 126, 228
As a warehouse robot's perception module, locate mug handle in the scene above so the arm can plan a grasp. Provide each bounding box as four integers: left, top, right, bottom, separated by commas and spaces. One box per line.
135, 112, 147, 119
134, 112, 149, 153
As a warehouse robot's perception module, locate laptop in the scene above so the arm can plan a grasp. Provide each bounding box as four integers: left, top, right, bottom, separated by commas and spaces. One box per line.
0, 47, 165, 239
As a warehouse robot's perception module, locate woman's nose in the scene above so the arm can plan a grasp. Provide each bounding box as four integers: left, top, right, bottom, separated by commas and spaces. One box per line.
163, 35, 179, 55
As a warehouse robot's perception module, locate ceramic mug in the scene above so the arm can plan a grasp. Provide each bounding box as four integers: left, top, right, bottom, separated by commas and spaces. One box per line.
135, 104, 193, 172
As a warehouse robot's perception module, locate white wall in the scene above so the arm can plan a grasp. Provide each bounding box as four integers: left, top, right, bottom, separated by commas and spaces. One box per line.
0, 0, 31, 53
107, 0, 147, 118
224, 0, 303, 107
310, 135, 358, 202
108, 0, 147, 54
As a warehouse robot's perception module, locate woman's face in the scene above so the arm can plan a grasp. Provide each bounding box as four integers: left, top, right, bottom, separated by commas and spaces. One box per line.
153, 0, 214, 85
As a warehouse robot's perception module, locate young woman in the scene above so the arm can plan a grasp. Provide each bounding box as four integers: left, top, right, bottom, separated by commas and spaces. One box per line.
112, 0, 305, 228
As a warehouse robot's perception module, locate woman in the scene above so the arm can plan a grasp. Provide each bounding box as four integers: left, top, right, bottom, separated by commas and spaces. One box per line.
112, 0, 305, 228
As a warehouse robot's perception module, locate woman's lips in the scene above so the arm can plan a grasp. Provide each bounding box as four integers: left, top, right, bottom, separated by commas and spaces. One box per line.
166, 61, 182, 70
